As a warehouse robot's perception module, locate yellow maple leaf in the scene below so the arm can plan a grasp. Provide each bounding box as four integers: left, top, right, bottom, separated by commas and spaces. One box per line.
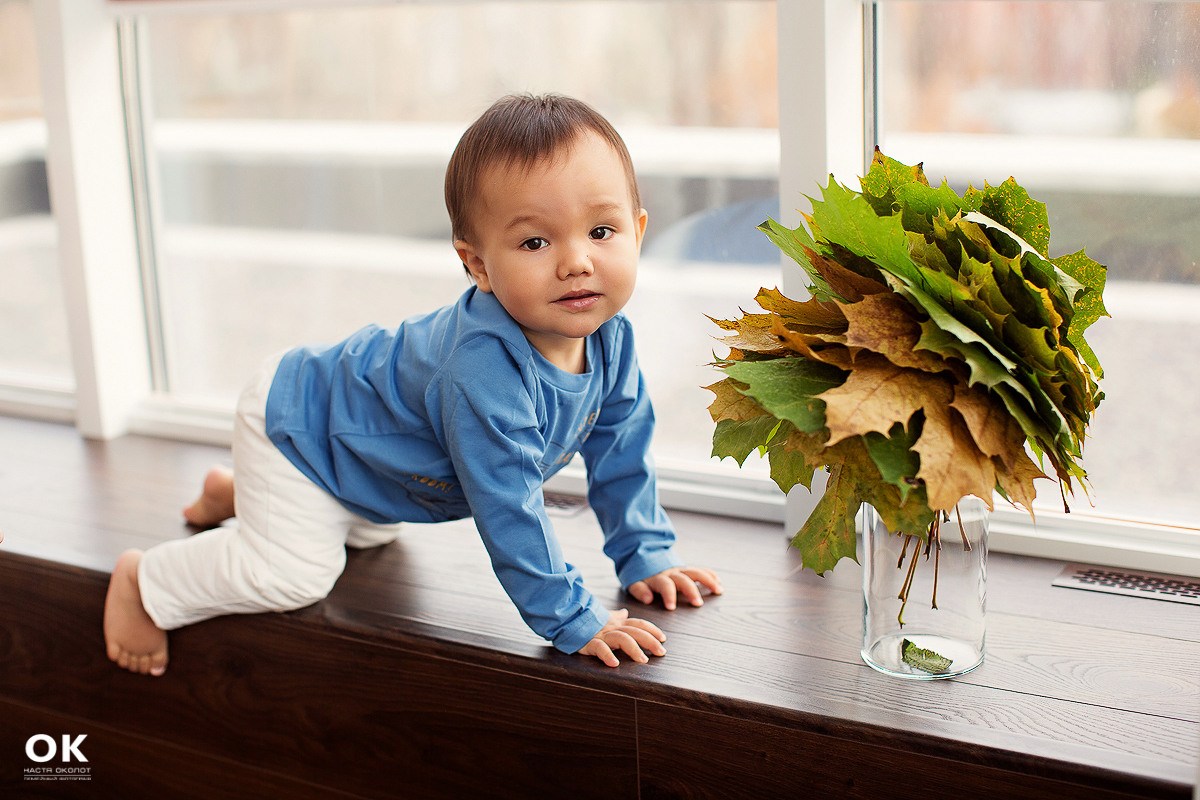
708, 312, 789, 355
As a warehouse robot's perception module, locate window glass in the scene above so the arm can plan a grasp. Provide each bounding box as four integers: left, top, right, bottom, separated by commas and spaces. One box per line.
0, 0, 71, 389
877, 1, 1200, 525
144, 1, 779, 476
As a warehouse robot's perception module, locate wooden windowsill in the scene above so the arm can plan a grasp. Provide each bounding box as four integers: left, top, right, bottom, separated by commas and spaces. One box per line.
1, 415, 1196, 798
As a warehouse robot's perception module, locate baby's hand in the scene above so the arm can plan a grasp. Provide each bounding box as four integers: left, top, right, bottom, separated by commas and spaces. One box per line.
627, 566, 723, 610
578, 609, 666, 668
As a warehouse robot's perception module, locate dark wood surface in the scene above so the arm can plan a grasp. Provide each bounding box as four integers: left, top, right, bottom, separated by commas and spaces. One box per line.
1, 414, 1196, 798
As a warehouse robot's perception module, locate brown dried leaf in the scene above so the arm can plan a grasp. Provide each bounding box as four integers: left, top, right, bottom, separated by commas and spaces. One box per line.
709, 313, 790, 355
842, 293, 950, 374
915, 404, 997, 513
770, 316, 857, 370
704, 378, 768, 423
810, 250, 890, 302
950, 384, 1024, 459
816, 356, 949, 446
757, 287, 847, 331
993, 448, 1047, 516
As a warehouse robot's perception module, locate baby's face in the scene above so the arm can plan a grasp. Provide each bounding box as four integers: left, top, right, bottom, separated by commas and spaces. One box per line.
455, 131, 646, 372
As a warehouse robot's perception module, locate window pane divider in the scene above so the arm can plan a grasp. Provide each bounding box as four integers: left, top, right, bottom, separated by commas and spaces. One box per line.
33, 0, 153, 438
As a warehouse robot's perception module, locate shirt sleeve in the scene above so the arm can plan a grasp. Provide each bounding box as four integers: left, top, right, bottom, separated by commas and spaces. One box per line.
580, 321, 683, 589
428, 337, 609, 655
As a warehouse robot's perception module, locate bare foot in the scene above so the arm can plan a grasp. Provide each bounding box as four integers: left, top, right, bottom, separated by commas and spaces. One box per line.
183, 465, 235, 527
103, 550, 168, 677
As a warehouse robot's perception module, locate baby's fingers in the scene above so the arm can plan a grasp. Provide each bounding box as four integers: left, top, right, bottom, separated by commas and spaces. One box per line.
671, 571, 707, 608
580, 637, 620, 668
647, 574, 679, 610
617, 623, 667, 657
621, 616, 667, 643
684, 566, 724, 596
627, 580, 655, 605
603, 630, 651, 664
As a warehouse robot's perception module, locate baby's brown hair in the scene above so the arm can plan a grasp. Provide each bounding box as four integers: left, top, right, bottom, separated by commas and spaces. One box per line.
444, 93, 642, 247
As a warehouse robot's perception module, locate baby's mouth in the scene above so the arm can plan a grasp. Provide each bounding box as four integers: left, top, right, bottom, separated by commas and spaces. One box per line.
557, 290, 599, 301
554, 290, 602, 309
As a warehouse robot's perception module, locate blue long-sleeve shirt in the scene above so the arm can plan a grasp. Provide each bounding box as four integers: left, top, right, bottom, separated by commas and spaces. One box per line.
264, 286, 681, 653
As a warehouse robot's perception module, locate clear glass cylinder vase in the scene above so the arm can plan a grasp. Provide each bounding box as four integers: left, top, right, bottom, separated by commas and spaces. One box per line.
861, 497, 988, 679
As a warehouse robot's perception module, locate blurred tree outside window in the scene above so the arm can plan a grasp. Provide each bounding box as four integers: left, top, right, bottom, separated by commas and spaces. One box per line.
878, 1, 1200, 526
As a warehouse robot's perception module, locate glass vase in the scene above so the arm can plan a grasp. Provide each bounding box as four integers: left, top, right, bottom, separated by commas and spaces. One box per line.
860, 497, 988, 679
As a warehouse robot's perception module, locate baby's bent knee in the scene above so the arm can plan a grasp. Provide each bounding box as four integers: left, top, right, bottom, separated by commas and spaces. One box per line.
254, 558, 343, 613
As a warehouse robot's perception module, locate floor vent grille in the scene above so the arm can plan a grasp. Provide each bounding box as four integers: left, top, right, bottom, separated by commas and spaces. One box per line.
1052, 564, 1200, 606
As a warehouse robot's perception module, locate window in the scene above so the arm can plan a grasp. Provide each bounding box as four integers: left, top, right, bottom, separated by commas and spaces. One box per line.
136, 1, 779, 483
12, 0, 1198, 573
0, 0, 71, 395
876, 1, 1200, 530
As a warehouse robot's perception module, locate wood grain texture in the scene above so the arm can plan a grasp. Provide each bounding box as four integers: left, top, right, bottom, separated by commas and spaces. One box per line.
0, 553, 638, 800
0, 415, 1196, 798
637, 702, 1159, 800
321, 542, 1200, 769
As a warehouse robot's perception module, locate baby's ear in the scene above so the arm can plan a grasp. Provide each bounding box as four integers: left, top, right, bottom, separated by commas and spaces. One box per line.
634, 208, 649, 249
455, 240, 492, 292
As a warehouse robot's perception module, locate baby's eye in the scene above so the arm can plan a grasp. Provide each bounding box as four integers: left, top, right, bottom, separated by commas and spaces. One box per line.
590, 226, 615, 241
520, 237, 549, 252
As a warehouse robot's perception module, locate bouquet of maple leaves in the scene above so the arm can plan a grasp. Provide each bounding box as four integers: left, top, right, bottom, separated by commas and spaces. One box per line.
707, 150, 1107, 576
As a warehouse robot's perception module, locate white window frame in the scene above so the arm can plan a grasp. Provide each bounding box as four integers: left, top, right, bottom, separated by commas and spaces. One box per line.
13, 0, 1200, 577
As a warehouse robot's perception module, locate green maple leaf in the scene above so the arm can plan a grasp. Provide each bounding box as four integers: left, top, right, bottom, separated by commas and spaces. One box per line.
810, 179, 916, 282
864, 421, 921, 502
711, 416, 781, 466
895, 180, 972, 236
860, 148, 928, 217
910, 299, 1017, 379
978, 178, 1051, 257
1053, 249, 1109, 378
789, 463, 860, 574
757, 218, 840, 302
1002, 317, 1059, 374
722, 357, 844, 434
1017, 252, 1082, 336
908, 230, 956, 275
766, 426, 821, 494
958, 253, 1018, 331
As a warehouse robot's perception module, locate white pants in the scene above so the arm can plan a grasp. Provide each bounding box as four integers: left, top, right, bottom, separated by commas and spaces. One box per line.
138, 354, 402, 631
